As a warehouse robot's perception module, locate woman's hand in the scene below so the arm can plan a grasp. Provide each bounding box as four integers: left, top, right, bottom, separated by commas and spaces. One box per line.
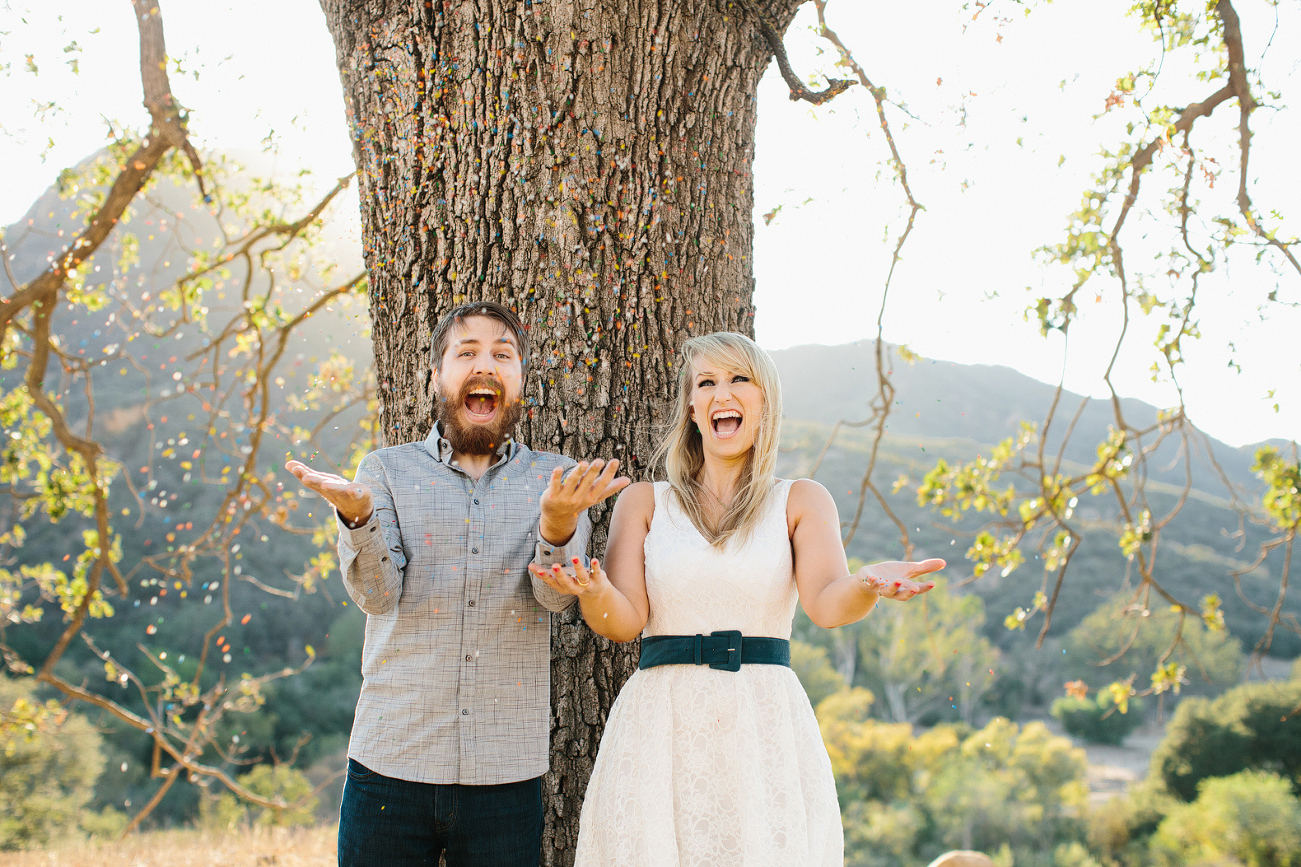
855, 558, 945, 601
528, 557, 609, 599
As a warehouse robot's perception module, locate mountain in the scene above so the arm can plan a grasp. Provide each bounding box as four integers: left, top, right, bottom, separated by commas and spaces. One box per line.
771, 339, 1268, 490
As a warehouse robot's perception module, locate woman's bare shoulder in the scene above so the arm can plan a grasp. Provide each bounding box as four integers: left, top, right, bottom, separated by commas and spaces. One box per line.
613, 480, 657, 519
787, 477, 833, 508
785, 478, 837, 529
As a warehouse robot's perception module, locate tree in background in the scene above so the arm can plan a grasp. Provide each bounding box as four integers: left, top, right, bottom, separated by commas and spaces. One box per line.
1063, 592, 1245, 715
202, 763, 320, 831
1, 1, 373, 831
0, 675, 118, 849
857, 578, 999, 725
1150, 770, 1301, 867
1147, 678, 1301, 802
818, 694, 1090, 867
789, 639, 849, 710
873, 0, 1301, 714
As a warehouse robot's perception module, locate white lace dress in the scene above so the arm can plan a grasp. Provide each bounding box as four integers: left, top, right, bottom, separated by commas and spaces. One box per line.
574, 480, 843, 866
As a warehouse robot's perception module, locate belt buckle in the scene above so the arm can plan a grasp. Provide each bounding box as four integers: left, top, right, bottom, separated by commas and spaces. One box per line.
708, 630, 742, 672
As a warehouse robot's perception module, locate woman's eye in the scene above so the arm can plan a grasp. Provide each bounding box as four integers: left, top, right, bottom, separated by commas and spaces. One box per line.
698, 379, 714, 387
733, 375, 750, 383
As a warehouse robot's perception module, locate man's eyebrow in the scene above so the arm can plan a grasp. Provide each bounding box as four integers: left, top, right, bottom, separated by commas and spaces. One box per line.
451, 335, 518, 349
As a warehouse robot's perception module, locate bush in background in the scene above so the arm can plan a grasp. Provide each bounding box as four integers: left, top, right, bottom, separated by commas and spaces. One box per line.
1051, 693, 1144, 745
0, 677, 108, 850
1150, 769, 1301, 866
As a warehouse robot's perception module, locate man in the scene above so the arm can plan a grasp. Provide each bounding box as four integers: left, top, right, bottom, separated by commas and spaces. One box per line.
286, 301, 627, 866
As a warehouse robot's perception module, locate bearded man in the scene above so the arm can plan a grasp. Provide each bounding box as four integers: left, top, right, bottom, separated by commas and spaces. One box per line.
286, 301, 627, 866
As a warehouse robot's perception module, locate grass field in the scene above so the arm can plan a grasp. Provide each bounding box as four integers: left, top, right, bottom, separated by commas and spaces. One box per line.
0, 825, 336, 866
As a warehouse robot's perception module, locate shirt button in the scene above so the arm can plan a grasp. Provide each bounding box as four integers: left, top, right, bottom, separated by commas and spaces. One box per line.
468, 600, 476, 606
461, 709, 469, 715
465, 654, 472, 662
473, 498, 480, 505
471, 547, 479, 554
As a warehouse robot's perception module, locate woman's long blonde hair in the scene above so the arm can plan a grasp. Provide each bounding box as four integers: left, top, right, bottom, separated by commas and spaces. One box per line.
652, 332, 783, 549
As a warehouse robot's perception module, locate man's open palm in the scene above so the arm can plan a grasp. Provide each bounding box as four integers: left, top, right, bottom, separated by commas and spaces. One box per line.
285, 460, 373, 525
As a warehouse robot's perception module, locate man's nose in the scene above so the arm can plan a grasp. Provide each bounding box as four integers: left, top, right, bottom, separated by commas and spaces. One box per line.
472, 352, 497, 375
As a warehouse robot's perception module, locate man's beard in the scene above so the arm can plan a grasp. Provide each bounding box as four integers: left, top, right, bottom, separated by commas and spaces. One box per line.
435, 375, 523, 456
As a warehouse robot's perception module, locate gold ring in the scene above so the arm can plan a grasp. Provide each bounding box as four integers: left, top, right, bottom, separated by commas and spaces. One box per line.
576, 578, 590, 587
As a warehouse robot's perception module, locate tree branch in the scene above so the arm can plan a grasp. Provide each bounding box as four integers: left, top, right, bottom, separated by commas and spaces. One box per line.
733, 0, 854, 105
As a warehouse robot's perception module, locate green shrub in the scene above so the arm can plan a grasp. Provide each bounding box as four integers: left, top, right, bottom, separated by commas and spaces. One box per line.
1051, 694, 1144, 745
1151, 770, 1301, 866
0, 676, 106, 851
1148, 680, 1301, 801
790, 640, 848, 709
201, 764, 318, 830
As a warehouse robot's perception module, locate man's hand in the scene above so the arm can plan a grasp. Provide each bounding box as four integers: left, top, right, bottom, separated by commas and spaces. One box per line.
539, 459, 630, 546
856, 558, 945, 601
285, 459, 374, 527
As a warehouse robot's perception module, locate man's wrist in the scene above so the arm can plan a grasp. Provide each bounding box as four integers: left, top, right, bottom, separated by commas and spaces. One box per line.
338, 508, 373, 530
538, 516, 577, 547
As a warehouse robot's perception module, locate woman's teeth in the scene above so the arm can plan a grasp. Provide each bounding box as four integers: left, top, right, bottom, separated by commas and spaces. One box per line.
712, 411, 742, 436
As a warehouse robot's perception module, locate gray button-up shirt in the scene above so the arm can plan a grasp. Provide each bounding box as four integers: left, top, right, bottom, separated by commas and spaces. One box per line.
338, 424, 587, 785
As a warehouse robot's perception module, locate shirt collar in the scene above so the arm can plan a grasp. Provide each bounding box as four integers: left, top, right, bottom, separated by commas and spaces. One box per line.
425, 422, 519, 467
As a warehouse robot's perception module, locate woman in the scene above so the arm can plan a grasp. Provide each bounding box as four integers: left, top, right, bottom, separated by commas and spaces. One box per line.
531, 332, 943, 866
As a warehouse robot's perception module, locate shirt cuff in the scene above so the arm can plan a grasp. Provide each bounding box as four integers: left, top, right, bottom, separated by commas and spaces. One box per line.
535, 534, 588, 569
337, 509, 380, 545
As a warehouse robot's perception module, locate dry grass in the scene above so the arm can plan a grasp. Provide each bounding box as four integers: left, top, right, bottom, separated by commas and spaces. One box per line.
0, 825, 337, 866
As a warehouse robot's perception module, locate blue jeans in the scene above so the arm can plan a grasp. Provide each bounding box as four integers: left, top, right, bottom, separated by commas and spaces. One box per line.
337, 759, 542, 866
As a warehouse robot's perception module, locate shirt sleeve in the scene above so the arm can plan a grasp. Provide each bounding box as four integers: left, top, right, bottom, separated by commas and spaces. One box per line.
528, 508, 591, 613
337, 453, 407, 614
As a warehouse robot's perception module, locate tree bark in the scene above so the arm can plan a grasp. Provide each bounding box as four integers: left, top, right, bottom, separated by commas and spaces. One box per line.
318, 0, 801, 861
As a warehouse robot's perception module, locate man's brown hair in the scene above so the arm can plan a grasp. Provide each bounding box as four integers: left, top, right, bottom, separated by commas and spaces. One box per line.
429, 300, 530, 380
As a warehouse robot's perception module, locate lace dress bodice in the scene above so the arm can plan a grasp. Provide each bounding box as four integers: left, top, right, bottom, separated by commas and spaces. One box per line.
643, 479, 798, 639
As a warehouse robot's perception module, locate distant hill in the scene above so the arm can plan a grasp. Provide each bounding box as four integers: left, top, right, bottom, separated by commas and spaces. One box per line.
770, 339, 1269, 491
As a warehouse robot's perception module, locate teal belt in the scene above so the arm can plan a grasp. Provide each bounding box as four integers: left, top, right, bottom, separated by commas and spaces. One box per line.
638, 631, 790, 673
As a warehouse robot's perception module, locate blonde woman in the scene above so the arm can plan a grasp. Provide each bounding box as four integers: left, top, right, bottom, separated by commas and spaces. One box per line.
532, 332, 944, 866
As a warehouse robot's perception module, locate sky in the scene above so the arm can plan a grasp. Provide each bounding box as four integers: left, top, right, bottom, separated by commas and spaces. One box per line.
1, 0, 1298, 448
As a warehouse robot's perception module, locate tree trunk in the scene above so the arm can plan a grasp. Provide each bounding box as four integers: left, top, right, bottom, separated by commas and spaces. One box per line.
317, 0, 800, 861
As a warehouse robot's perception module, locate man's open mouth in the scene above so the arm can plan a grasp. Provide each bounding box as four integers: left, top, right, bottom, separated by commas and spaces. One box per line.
711, 409, 743, 438
464, 386, 500, 422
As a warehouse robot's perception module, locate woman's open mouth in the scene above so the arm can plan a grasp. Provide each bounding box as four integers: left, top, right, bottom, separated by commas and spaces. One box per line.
711, 409, 743, 439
